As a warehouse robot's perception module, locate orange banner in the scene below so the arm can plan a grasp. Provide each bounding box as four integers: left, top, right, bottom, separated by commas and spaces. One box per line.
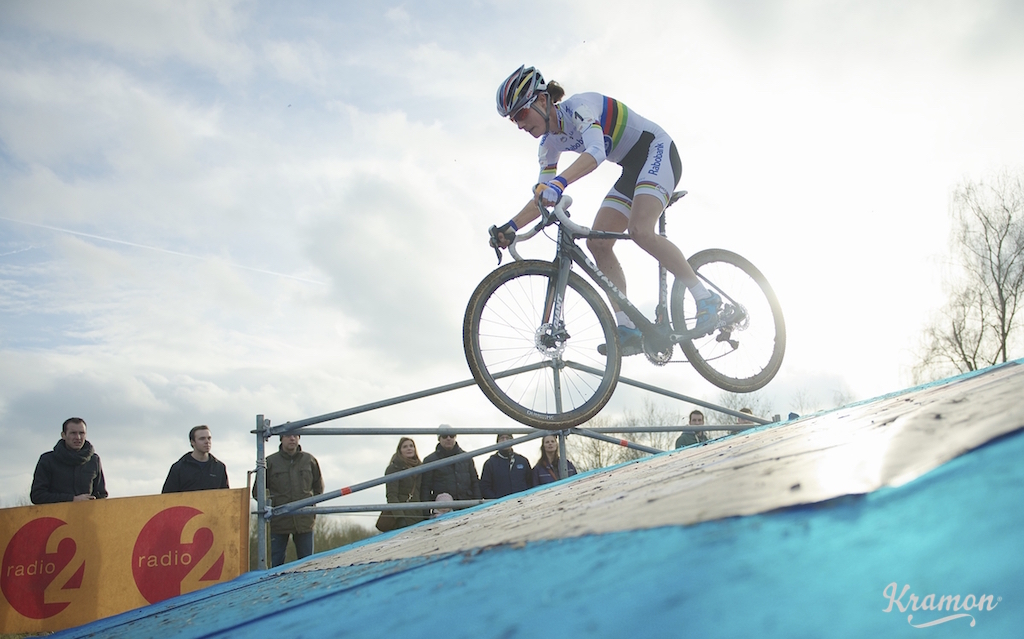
0, 488, 249, 635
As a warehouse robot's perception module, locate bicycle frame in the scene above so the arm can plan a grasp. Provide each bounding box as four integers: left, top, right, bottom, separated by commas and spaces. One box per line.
469, 195, 785, 419
510, 196, 677, 347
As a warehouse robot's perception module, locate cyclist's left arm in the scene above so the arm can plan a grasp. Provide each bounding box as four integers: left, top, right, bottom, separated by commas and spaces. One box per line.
552, 101, 605, 187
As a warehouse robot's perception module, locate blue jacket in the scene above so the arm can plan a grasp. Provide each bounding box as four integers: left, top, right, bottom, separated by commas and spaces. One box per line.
532, 458, 578, 486
480, 451, 532, 499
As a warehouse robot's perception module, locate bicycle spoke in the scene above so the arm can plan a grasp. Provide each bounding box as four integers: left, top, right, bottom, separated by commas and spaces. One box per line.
465, 261, 620, 429
672, 249, 785, 392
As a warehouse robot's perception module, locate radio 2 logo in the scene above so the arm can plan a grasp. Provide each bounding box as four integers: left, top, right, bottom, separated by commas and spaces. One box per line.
132, 506, 225, 604
2, 517, 85, 619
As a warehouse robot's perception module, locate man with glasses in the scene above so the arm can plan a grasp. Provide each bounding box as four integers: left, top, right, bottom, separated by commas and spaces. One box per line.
420, 425, 481, 513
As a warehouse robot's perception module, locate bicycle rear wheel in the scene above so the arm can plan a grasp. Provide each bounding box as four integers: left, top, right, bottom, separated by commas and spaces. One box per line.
671, 249, 785, 392
464, 260, 621, 429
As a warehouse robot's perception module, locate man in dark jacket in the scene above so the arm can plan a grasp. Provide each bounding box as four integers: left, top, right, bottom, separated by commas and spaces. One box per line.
420, 425, 481, 510
674, 410, 709, 448
162, 425, 229, 493
480, 434, 532, 499
31, 417, 107, 504
254, 433, 324, 567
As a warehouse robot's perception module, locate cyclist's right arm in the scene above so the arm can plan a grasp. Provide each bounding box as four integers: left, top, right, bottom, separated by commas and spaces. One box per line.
492, 139, 561, 248
490, 198, 540, 251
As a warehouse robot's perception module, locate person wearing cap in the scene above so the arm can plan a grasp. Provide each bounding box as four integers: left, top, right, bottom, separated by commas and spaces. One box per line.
480, 433, 533, 499
420, 425, 481, 509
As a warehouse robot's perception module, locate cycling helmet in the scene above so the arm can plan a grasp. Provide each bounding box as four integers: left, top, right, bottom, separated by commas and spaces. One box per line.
496, 65, 547, 118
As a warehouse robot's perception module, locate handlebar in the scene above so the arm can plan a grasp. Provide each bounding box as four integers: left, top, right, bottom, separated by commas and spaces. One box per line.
506, 195, 590, 262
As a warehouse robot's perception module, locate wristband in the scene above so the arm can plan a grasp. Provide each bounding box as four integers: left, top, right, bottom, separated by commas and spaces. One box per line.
507, 219, 519, 231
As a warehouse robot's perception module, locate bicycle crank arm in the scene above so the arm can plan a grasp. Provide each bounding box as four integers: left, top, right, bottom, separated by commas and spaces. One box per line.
668, 329, 739, 350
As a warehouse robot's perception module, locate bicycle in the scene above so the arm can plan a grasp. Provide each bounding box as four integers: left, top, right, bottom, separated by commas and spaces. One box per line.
463, 191, 786, 430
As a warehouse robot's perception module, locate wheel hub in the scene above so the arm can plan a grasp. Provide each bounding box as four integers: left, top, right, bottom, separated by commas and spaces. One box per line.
535, 323, 569, 359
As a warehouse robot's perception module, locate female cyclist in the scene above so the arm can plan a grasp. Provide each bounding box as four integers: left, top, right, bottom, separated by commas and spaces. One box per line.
491, 65, 722, 353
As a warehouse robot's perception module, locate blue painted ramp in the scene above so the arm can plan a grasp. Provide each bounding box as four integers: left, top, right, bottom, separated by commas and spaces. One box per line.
56, 363, 1024, 638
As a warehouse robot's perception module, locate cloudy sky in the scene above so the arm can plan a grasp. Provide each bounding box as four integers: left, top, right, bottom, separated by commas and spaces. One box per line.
2, 1, 1022, 519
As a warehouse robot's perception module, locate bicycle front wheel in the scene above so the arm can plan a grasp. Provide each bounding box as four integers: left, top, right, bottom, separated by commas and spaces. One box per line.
464, 260, 621, 429
671, 249, 786, 393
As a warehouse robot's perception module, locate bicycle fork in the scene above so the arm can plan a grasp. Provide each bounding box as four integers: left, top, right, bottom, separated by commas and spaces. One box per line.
539, 246, 574, 347
539, 250, 576, 414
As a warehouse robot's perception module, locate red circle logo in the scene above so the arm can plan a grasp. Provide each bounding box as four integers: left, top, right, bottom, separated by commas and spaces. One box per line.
131, 506, 224, 604
1, 517, 83, 619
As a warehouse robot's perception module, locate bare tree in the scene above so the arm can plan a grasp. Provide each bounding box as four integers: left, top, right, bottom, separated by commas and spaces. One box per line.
916, 172, 1024, 381
568, 400, 684, 471
706, 390, 775, 438
567, 414, 622, 472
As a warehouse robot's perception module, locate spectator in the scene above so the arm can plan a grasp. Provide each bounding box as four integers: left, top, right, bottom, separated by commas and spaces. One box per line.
737, 408, 756, 425
31, 417, 107, 504
383, 437, 425, 530
533, 435, 577, 485
480, 434, 533, 499
256, 433, 324, 567
420, 425, 481, 509
162, 425, 229, 493
432, 492, 454, 517
674, 410, 708, 448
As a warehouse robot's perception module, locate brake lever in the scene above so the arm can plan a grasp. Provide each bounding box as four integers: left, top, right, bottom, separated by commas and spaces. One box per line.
488, 225, 504, 265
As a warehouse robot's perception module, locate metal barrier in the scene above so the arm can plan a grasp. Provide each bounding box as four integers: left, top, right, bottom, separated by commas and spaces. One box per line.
252, 371, 774, 570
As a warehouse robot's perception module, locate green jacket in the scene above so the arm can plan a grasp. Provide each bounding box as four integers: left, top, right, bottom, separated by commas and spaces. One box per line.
385, 455, 425, 530
257, 445, 324, 534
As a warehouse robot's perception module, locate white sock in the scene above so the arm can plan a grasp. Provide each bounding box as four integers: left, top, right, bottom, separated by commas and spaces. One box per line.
615, 311, 636, 329
690, 282, 711, 300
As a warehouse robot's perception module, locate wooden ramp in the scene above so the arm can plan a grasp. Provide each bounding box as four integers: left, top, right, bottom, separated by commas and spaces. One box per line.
53, 361, 1024, 638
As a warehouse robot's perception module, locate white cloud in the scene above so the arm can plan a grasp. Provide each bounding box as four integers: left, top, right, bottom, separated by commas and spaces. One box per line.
2, 0, 1023, 512
0, 0, 254, 81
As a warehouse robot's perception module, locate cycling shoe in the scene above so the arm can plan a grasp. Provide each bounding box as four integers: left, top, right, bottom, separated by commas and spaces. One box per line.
597, 325, 643, 357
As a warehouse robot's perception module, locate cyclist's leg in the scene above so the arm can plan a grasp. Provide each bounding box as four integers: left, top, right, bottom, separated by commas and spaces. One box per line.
627, 193, 699, 288
590, 203, 644, 355
630, 194, 719, 333
586, 207, 629, 312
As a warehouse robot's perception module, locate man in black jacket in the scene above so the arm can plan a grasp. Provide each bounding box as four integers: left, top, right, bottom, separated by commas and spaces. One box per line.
162, 425, 229, 493
480, 434, 532, 499
420, 425, 481, 511
31, 417, 108, 504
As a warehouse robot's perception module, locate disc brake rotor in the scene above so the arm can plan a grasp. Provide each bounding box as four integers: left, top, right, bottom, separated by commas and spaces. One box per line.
535, 323, 569, 359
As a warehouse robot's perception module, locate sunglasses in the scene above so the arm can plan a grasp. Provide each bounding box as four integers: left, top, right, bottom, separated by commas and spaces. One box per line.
510, 95, 538, 123
440, 434, 456, 440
